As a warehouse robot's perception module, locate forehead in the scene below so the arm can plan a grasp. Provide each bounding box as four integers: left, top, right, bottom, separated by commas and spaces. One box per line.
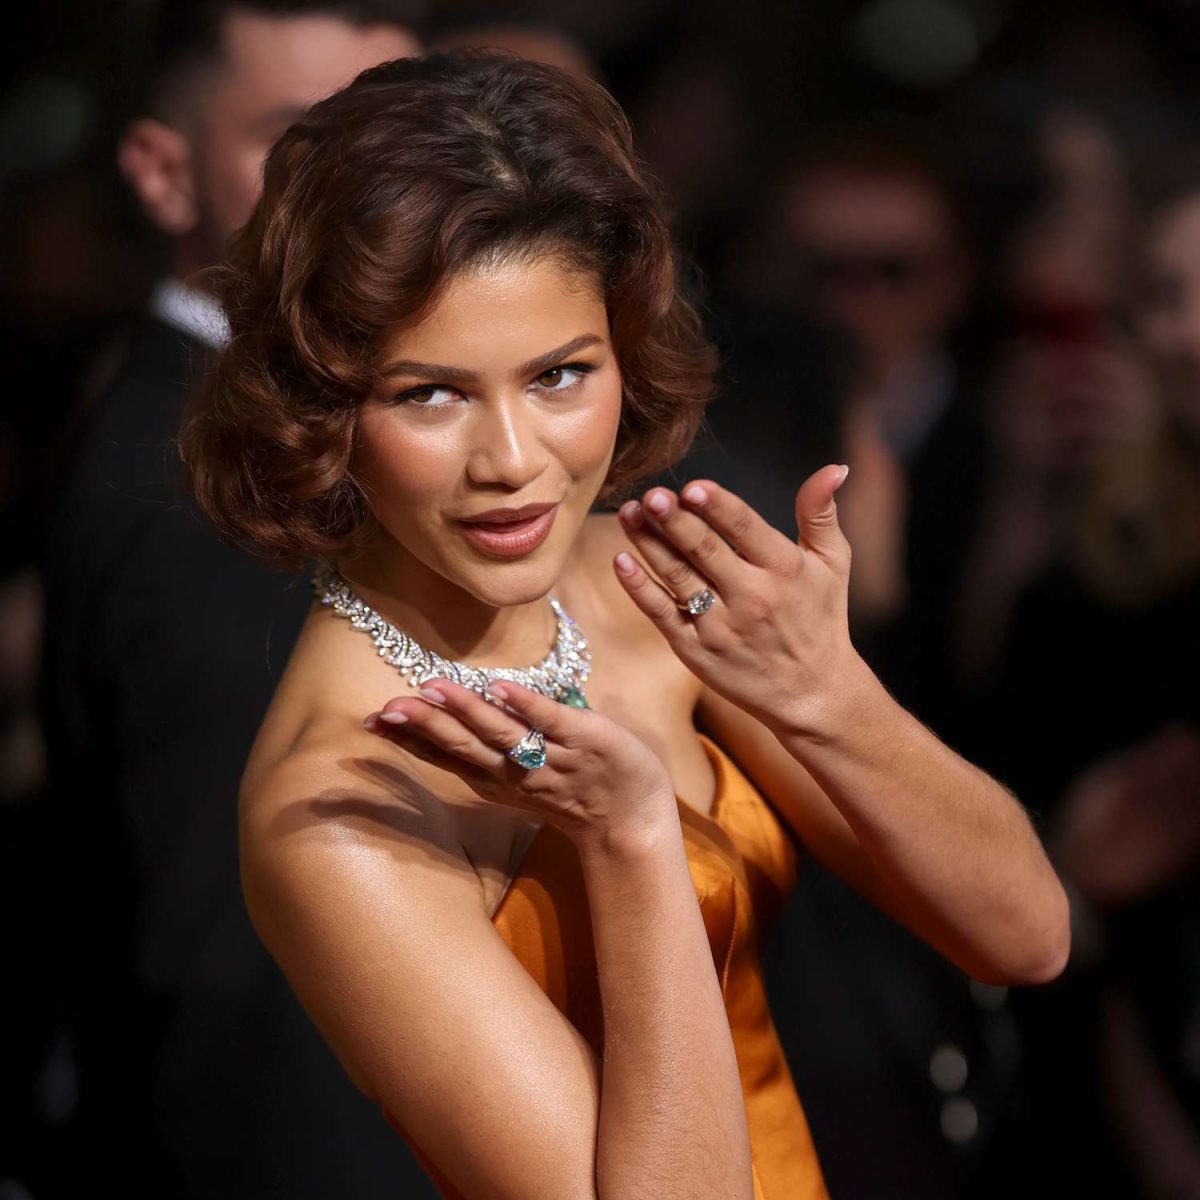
382, 256, 608, 361
214, 11, 420, 115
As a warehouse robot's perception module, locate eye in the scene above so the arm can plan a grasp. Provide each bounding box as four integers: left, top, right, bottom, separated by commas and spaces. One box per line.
390, 383, 461, 409
534, 362, 594, 392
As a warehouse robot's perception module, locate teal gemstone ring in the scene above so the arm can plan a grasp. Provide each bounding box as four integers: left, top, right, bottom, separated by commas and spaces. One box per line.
506, 727, 548, 771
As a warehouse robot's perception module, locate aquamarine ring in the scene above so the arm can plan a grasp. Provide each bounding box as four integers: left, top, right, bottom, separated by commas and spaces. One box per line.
506, 727, 548, 771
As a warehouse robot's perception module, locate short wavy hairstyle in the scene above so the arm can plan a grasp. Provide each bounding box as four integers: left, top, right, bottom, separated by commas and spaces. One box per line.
179, 48, 719, 571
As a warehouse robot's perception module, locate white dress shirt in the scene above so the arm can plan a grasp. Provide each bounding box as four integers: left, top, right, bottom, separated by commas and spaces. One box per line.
148, 277, 231, 351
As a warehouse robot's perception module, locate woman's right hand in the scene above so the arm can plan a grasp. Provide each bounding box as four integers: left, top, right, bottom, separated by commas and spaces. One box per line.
363, 678, 678, 852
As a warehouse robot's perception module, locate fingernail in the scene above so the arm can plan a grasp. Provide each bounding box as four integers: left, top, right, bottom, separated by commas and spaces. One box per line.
835, 464, 850, 487
379, 710, 409, 724
615, 551, 637, 576
418, 687, 446, 704
645, 491, 670, 515
682, 484, 707, 506
487, 684, 509, 701
620, 500, 644, 527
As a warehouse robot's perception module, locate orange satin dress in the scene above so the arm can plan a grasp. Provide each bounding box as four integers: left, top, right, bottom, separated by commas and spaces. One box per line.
382, 732, 831, 1199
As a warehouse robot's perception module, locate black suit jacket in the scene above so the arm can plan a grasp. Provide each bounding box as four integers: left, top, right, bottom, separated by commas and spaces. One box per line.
36, 316, 436, 1198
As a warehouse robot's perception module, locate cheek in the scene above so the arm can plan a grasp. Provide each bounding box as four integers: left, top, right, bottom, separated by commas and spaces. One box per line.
548, 378, 623, 476
226, 145, 270, 232
202, 131, 271, 240
354, 412, 458, 517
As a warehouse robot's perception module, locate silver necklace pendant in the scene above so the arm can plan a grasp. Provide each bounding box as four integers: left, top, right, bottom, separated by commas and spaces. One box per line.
312, 559, 591, 709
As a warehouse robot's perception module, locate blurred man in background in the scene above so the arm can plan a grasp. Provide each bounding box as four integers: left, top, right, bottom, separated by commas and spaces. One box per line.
34, 3, 431, 1197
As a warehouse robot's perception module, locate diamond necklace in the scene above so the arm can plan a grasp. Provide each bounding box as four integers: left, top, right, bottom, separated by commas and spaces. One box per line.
311, 559, 592, 708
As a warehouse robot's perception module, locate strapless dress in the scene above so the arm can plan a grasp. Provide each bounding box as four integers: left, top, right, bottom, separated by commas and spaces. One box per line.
382, 731, 831, 1199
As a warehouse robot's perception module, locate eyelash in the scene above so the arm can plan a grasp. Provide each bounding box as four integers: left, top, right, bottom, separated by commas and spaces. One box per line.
391, 362, 597, 410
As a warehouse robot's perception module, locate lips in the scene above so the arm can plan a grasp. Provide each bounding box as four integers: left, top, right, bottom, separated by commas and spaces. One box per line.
459, 502, 557, 524
457, 503, 559, 557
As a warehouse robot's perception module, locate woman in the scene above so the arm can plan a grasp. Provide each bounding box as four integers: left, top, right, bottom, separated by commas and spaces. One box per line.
180, 50, 1069, 1200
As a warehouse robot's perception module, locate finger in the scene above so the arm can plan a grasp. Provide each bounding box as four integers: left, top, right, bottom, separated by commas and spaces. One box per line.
677, 479, 794, 568
625, 488, 742, 592
481, 677, 592, 745
364, 710, 501, 789
612, 550, 695, 642
372, 691, 509, 771
618, 498, 713, 604
793, 463, 851, 558
397, 677, 539, 759
367, 720, 499, 787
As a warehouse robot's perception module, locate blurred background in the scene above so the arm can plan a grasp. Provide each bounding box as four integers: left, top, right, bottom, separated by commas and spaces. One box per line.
3, 0, 1200, 1197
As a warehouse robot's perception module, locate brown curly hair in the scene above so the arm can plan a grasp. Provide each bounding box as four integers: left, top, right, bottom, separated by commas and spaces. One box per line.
178, 48, 719, 571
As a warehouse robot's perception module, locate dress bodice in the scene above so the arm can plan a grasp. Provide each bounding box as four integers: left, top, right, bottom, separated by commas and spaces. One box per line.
383, 732, 830, 1199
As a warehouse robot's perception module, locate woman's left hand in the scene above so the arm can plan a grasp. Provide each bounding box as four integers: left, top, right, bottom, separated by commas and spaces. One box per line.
614, 464, 861, 734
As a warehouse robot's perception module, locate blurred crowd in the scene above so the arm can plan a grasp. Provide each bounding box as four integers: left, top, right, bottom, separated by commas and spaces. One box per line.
2, 2, 1199, 1198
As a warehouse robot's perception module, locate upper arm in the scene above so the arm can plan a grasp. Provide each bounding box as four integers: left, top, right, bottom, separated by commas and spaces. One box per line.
695, 684, 928, 937
241, 745, 601, 1200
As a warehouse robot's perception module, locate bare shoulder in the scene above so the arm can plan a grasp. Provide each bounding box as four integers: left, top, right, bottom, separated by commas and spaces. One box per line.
239, 719, 483, 997
240, 716, 469, 865
237, 722, 604, 1198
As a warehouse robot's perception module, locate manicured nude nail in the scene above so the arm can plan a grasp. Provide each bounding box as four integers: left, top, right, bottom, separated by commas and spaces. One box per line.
418, 687, 446, 703
615, 551, 637, 575
682, 484, 708, 506
486, 684, 509, 701
645, 491, 670, 515
379, 710, 409, 724
621, 500, 644, 527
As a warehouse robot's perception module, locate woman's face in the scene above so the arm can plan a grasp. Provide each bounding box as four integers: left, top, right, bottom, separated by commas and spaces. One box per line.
352, 254, 623, 606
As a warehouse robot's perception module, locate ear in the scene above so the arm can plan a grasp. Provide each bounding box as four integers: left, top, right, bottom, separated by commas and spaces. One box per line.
117, 118, 199, 237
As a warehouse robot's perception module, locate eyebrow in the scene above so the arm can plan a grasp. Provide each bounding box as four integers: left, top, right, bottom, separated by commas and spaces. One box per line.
381, 333, 606, 383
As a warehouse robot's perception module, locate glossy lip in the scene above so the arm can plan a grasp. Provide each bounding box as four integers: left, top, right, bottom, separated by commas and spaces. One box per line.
457, 503, 559, 558
458, 501, 558, 524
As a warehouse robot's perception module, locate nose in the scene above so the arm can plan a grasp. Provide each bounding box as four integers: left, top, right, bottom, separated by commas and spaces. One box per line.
464, 394, 550, 489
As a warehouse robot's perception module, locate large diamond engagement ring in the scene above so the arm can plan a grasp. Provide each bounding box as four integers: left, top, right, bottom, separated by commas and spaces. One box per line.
506, 728, 548, 770
681, 587, 716, 617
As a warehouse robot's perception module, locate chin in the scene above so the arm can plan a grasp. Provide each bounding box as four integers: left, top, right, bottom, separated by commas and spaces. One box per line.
456, 563, 563, 609
448, 499, 589, 603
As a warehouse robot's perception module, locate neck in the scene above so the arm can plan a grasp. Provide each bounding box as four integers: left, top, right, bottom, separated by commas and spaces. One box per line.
170, 236, 217, 297
333, 537, 560, 669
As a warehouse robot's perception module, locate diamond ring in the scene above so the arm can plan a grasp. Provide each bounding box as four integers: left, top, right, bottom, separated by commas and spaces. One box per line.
506, 727, 548, 770
680, 587, 716, 617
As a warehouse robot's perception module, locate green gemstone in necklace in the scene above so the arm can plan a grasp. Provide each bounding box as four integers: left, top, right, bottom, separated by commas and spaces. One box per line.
558, 685, 589, 709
